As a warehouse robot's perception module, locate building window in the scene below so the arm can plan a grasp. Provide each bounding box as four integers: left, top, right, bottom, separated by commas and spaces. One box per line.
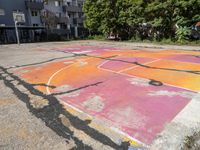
78, 23, 83, 27
0, 9, 5, 16
33, 24, 39, 27
44, 0, 48, 5
31, 11, 38, 16
57, 24, 61, 29
78, 13, 83, 18
78, 2, 83, 7
56, 12, 61, 18
55, 1, 61, 7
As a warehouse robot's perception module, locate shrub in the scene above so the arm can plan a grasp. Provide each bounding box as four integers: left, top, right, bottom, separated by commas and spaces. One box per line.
175, 27, 191, 43
87, 35, 105, 40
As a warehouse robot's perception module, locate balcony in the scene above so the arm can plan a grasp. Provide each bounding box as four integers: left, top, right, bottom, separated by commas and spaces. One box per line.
77, 18, 84, 24
63, 5, 83, 13
25, 1, 44, 10
58, 17, 69, 24
72, 18, 84, 25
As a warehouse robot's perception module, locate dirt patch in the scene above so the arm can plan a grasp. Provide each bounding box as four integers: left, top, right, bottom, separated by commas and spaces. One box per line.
83, 94, 104, 112
128, 78, 150, 87
108, 106, 147, 129
30, 97, 49, 109
54, 85, 81, 98
183, 131, 200, 150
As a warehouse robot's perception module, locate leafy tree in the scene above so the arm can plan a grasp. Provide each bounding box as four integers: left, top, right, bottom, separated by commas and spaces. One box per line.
176, 26, 191, 43
83, 0, 200, 41
83, 0, 100, 34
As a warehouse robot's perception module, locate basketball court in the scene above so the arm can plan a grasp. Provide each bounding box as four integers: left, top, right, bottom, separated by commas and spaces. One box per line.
13, 45, 200, 146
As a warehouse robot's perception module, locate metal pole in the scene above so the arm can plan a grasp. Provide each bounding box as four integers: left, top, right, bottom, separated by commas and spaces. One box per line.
15, 21, 20, 45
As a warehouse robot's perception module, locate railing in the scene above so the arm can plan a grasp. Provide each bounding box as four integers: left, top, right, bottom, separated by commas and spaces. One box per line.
63, 5, 83, 13
58, 17, 69, 24
25, 1, 44, 10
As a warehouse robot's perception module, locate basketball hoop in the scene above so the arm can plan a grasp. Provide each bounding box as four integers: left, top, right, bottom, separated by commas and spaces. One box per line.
13, 12, 26, 23
13, 11, 25, 45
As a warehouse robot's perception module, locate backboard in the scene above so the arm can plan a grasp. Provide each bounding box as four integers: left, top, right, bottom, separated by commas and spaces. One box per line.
0, 9, 5, 16
13, 12, 26, 23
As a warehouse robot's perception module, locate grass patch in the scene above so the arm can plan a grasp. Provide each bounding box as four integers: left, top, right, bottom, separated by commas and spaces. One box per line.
183, 131, 200, 150
86, 35, 106, 40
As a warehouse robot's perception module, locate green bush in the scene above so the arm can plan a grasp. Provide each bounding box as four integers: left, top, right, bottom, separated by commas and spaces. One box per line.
175, 27, 191, 43
47, 33, 69, 41
129, 35, 142, 42
87, 35, 105, 40
160, 38, 175, 45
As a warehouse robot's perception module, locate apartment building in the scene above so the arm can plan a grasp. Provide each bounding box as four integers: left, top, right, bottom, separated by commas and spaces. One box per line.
25, 0, 44, 27
0, 0, 85, 44
0, 0, 44, 26
43, 0, 85, 37
0, 0, 46, 43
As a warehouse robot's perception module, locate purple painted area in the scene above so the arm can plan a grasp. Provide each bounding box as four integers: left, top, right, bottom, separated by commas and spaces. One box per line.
58, 74, 192, 144
167, 54, 200, 64
100, 57, 155, 71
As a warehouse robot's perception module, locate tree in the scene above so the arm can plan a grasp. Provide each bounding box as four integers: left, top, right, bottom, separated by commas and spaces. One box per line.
83, 0, 200, 41
83, 0, 102, 34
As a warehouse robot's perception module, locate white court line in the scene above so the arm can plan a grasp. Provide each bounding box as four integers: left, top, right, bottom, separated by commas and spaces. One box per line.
45, 51, 198, 147
117, 59, 161, 73
46, 63, 75, 94
98, 60, 110, 68
46, 57, 93, 94
46, 59, 148, 147
73, 50, 92, 54
61, 101, 148, 147
51, 49, 199, 93
97, 60, 198, 93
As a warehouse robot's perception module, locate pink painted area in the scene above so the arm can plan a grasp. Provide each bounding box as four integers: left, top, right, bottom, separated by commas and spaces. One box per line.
58, 74, 192, 144
100, 57, 155, 72
167, 54, 200, 64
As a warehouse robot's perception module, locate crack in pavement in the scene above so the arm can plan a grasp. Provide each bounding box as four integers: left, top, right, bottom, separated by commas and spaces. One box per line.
6, 55, 80, 70
0, 66, 130, 150
59, 50, 200, 76
52, 82, 103, 96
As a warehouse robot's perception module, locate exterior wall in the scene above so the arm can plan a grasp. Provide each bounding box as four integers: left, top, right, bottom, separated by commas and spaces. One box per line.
44, 0, 64, 17
44, 0, 63, 12
28, 9, 43, 26
0, 0, 84, 28
44, 0, 66, 29
0, 0, 30, 26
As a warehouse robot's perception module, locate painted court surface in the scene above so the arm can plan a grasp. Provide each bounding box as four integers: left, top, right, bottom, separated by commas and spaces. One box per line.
14, 45, 200, 145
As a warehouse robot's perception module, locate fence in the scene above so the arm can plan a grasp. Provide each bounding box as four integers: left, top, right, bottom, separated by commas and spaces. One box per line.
0, 26, 89, 44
